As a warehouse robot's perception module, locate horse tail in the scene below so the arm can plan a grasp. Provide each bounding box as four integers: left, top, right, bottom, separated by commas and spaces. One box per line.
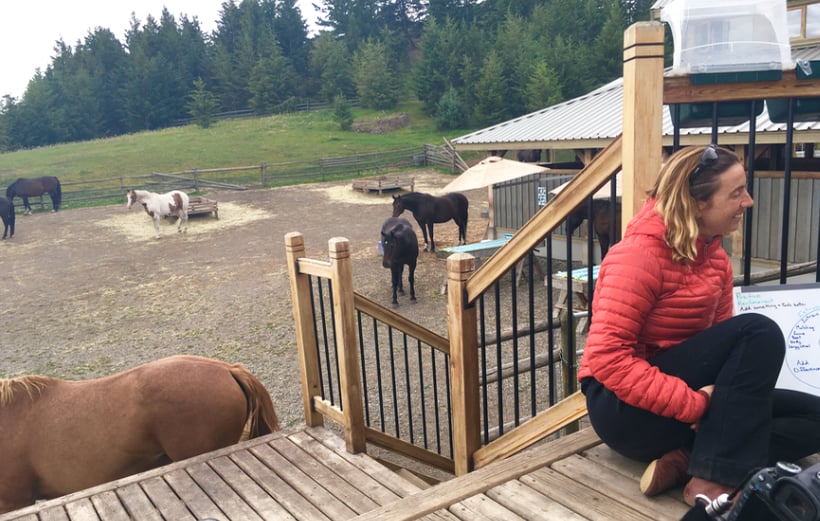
458, 193, 469, 220
229, 364, 280, 437
52, 178, 62, 211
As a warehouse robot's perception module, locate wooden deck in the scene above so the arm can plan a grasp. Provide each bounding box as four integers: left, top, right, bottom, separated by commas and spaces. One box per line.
0, 426, 694, 521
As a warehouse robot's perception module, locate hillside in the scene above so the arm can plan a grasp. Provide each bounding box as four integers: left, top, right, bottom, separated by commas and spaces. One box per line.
0, 101, 476, 185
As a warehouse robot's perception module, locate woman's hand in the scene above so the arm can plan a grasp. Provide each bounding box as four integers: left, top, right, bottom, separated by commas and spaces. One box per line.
691, 384, 715, 431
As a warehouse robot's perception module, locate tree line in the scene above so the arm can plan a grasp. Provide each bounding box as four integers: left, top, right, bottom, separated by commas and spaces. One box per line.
0, 0, 657, 152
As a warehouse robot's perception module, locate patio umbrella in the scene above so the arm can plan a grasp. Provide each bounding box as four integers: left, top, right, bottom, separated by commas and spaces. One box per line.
549, 172, 621, 200
440, 156, 549, 193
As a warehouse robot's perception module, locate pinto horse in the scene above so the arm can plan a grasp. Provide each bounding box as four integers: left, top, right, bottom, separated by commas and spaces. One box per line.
392, 192, 468, 252
5, 176, 61, 214
567, 199, 622, 259
381, 216, 419, 306
0, 355, 279, 514
126, 189, 189, 239
0, 196, 14, 239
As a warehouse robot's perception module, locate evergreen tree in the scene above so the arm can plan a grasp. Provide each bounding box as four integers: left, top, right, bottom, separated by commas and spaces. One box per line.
78, 28, 129, 137
187, 78, 220, 128
249, 43, 299, 112
333, 94, 354, 129
353, 39, 400, 109
494, 13, 538, 118
435, 87, 467, 130
309, 32, 355, 102
411, 17, 449, 114
274, 0, 311, 76
471, 49, 507, 126
524, 62, 563, 113
593, 1, 628, 85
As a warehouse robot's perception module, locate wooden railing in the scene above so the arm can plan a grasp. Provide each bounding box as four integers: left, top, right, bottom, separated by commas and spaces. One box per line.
286, 20, 820, 478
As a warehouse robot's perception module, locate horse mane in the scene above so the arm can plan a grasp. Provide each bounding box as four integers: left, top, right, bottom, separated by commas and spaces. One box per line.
0, 375, 50, 406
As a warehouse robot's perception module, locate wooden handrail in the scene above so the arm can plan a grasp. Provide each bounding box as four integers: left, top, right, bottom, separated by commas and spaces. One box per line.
353, 293, 450, 355
472, 391, 588, 469
464, 136, 623, 303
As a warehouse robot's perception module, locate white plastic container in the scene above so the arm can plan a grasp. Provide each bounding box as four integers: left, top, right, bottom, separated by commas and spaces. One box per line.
660, 0, 793, 75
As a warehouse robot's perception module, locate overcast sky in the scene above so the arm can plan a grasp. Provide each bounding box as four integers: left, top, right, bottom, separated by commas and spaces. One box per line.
0, 1, 319, 100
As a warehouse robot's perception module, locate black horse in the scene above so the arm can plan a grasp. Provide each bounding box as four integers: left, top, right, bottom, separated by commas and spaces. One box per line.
392, 192, 468, 252
567, 199, 622, 259
0, 196, 15, 239
5, 176, 62, 214
381, 217, 419, 307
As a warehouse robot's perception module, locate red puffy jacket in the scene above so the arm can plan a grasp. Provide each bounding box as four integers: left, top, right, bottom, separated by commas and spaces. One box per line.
577, 199, 734, 424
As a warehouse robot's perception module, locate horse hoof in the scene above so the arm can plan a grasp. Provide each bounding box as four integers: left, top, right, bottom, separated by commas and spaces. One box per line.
391, 302, 399, 308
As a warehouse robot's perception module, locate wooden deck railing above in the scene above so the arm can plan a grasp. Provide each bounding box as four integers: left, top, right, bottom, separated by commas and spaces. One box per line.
285, 20, 820, 484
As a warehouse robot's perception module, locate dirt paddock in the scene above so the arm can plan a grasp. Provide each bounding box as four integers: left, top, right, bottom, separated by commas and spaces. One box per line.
0, 169, 491, 429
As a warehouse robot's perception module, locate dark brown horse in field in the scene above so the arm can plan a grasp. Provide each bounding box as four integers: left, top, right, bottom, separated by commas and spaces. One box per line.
5, 176, 61, 214
567, 199, 622, 259
0, 355, 279, 514
381, 216, 419, 306
0, 196, 14, 239
392, 192, 468, 252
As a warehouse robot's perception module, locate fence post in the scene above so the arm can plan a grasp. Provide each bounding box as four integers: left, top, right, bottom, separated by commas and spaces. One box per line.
328, 237, 367, 453
621, 21, 664, 223
261, 162, 267, 186
447, 252, 481, 476
285, 232, 325, 428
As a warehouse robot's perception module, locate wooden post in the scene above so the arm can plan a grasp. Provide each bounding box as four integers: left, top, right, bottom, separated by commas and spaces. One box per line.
621, 22, 665, 224
447, 252, 481, 476
285, 232, 324, 428
328, 237, 367, 453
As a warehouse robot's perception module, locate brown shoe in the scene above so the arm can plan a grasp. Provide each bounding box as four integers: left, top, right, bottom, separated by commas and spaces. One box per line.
683, 477, 735, 506
639, 447, 690, 496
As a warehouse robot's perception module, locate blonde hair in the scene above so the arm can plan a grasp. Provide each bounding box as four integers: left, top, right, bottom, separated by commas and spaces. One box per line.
649, 145, 741, 263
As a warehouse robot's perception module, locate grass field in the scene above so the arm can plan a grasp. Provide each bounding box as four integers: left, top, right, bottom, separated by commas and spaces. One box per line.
0, 100, 481, 186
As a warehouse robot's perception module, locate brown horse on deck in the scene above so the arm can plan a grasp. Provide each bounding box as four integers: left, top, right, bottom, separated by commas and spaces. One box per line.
0, 355, 280, 514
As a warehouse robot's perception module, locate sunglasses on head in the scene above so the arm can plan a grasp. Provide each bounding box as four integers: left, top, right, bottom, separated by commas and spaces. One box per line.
689, 144, 718, 186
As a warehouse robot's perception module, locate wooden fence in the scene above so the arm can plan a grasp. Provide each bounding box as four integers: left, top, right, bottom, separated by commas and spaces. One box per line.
2, 143, 465, 211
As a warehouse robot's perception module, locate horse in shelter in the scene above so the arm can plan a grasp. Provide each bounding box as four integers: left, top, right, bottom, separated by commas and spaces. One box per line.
381, 217, 419, 307
392, 192, 468, 252
126, 189, 189, 239
0, 355, 279, 514
567, 199, 622, 259
5, 176, 61, 214
0, 196, 14, 239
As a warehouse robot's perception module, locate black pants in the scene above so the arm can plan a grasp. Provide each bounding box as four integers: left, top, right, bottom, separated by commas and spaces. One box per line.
582, 313, 820, 487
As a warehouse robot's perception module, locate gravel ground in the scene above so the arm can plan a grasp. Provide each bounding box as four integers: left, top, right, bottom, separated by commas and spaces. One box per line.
0, 169, 489, 430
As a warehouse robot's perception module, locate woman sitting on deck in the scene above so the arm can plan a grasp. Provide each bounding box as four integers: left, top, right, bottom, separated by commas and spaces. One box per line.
577, 145, 820, 505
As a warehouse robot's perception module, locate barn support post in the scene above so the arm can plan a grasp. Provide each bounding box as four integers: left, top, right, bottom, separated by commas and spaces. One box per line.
447, 252, 481, 476
621, 21, 665, 223
285, 232, 325, 428
328, 237, 367, 453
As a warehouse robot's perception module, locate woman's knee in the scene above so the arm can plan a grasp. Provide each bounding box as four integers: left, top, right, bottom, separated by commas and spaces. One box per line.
736, 313, 785, 361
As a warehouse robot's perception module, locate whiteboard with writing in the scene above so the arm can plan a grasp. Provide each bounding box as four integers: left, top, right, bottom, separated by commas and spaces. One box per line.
734, 284, 820, 395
